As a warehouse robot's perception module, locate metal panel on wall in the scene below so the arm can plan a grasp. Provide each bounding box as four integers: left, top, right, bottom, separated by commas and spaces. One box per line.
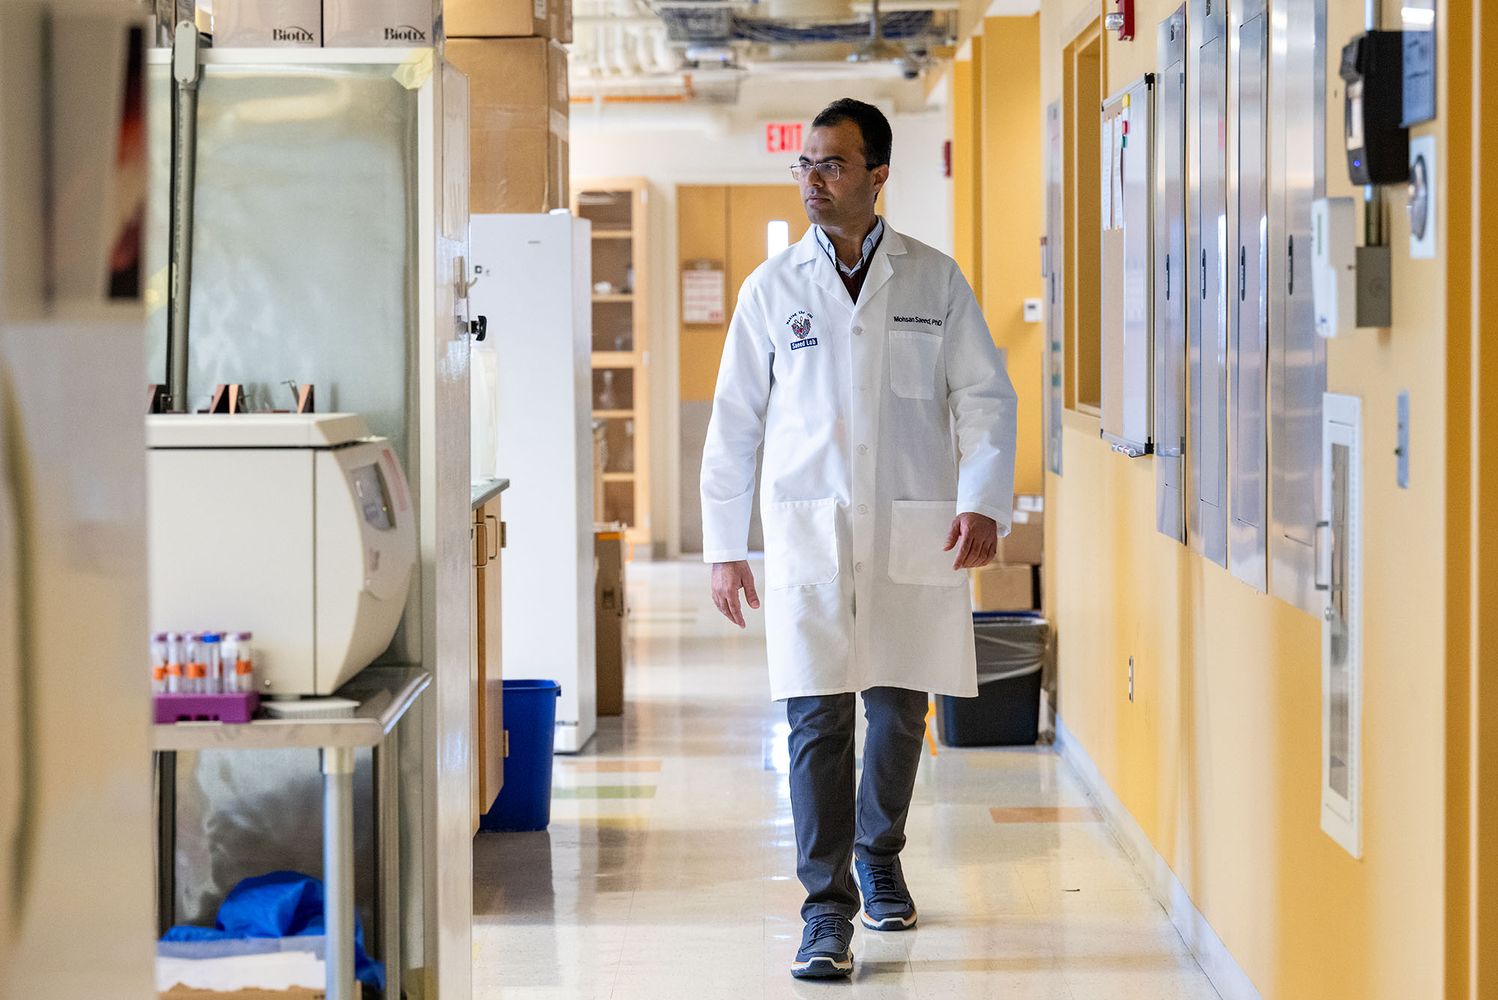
1045, 101, 1064, 476
1155, 7, 1187, 542
1270, 0, 1328, 613
1189, 0, 1228, 567
1230, 0, 1269, 591
1100, 76, 1155, 458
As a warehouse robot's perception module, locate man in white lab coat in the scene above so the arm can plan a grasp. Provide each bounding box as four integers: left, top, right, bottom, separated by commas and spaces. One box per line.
700, 99, 1018, 979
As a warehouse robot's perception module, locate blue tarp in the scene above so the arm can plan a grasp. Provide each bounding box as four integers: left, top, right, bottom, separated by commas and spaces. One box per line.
162, 871, 384, 991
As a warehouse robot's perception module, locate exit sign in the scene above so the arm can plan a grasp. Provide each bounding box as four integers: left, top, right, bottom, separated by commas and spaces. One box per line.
765, 122, 804, 155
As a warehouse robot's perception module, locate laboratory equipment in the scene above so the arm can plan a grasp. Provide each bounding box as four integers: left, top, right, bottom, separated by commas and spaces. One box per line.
147, 414, 417, 696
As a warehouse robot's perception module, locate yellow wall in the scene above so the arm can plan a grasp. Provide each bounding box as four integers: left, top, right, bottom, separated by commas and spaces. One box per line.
937, 0, 1462, 996
977, 15, 1044, 496
950, 55, 979, 286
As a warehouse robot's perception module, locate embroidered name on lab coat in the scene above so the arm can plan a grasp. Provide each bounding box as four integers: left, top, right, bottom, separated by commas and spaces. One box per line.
892, 314, 943, 327
790, 337, 819, 350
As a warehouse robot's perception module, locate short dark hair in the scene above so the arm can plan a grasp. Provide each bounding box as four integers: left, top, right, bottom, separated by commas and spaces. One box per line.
811, 98, 892, 167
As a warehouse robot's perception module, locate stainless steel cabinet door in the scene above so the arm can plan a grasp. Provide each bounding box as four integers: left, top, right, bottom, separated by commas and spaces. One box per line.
1270, 0, 1328, 613
1230, 3, 1269, 591
1189, 0, 1229, 567
1155, 6, 1187, 542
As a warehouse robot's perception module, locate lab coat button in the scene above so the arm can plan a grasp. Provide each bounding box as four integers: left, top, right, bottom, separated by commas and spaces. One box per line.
858, 504, 869, 515
858, 444, 869, 455
852, 325, 863, 336
855, 562, 865, 573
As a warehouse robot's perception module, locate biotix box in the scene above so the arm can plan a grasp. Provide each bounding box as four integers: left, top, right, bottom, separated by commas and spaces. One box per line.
324, 0, 435, 46
213, 0, 322, 46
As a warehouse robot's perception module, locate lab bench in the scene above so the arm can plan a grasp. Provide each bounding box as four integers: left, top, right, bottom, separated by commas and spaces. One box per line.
154, 665, 430, 1000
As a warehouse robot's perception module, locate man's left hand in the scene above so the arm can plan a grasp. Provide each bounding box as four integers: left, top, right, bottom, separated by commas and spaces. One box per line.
944, 512, 999, 570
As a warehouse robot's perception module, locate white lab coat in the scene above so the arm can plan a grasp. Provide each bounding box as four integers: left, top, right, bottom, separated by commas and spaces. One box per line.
700, 223, 1018, 700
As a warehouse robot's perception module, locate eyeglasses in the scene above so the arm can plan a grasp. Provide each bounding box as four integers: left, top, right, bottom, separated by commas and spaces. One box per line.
790, 160, 878, 182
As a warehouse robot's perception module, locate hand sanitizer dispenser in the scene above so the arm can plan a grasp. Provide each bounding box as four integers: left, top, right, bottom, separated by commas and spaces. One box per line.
1312, 197, 1358, 338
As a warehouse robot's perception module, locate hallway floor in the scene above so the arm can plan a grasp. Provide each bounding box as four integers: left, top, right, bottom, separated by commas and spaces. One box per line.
472, 560, 1221, 999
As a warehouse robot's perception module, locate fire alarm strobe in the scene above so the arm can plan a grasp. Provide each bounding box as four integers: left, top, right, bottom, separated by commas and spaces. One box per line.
1105, 0, 1134, 40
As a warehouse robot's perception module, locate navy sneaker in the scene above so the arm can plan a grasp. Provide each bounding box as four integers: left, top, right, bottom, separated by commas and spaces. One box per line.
791, 914, 854, 979
854, 857, 918, 931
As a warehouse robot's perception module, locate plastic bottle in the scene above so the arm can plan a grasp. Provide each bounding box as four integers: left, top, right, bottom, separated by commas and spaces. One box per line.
230, 632, 255, 693
199, 633, 223, 694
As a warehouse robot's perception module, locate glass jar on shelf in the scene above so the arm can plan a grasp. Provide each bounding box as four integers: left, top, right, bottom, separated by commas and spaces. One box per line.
617, 420, 635, 473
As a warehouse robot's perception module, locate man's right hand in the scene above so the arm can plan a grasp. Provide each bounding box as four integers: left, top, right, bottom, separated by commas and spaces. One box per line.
711, 560, 760, 629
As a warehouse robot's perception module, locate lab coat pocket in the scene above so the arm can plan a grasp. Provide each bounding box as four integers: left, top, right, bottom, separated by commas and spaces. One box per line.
763, 499, 840, 590
888, 330, 942, 400
888, 501, 965, 587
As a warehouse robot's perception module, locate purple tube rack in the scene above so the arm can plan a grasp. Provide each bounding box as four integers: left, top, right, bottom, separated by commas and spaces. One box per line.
154, 691, 260, 725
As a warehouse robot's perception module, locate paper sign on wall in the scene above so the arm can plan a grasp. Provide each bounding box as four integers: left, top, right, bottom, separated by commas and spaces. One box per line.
682, 268, 726, 324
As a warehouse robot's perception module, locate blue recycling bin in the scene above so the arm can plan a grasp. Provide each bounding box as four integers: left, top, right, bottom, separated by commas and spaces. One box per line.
480, 679, 562, 832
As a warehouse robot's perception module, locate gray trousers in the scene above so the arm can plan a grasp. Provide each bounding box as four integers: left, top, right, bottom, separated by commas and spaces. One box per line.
785, 686, 929, 921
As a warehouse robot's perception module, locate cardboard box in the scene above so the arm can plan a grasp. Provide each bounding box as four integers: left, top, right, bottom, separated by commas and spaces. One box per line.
595, 528, 626, 716
445, 0, 572, 42
323, 0, 436, 46
212, 0, 321, 46
447, 38, 570, 214
972, 563, 1037, 612
999, 508, 1044, 566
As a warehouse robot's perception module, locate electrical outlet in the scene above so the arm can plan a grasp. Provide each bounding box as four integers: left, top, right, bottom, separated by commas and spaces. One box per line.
1128, 656, 1135, 703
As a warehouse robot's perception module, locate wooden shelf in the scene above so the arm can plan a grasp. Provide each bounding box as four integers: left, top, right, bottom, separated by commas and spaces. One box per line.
577, 176, 652, 554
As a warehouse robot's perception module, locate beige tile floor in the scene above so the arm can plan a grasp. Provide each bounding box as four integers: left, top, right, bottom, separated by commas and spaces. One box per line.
472, 560, 1221, 1000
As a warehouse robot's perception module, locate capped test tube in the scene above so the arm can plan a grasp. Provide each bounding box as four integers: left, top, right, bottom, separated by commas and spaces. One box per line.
200, 633, 223, 694
229, 632, 254, 693
165, 631, 184, 694
151, 632, 169, 694
184, 633, 206, 695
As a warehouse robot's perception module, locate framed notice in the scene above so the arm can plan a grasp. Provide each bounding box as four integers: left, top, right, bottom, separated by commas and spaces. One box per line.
682, 266, 726, 325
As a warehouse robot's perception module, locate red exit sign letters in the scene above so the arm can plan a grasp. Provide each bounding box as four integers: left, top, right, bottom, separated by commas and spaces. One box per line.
765, 122, 804, 155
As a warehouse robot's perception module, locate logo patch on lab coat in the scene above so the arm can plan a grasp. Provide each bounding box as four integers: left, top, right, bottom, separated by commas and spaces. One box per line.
786, 310, 818, 350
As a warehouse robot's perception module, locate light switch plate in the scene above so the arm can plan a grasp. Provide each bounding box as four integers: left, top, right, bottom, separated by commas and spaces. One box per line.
1397, 391, 1410, 488
1023, 298, 1043, 323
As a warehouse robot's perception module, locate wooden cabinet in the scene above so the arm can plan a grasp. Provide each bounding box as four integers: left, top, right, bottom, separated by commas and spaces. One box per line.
471, 496, 505, 832
574, 178, 651, 555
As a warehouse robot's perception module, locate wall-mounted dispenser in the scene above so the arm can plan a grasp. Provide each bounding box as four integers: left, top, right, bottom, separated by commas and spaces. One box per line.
1312, 198, 1357, 337
1312, 197, 1392, 335
1340, 31, 1409, 185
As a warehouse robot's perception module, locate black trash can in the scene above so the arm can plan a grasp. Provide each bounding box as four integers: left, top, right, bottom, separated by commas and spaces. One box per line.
937, 611, 1049, 747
